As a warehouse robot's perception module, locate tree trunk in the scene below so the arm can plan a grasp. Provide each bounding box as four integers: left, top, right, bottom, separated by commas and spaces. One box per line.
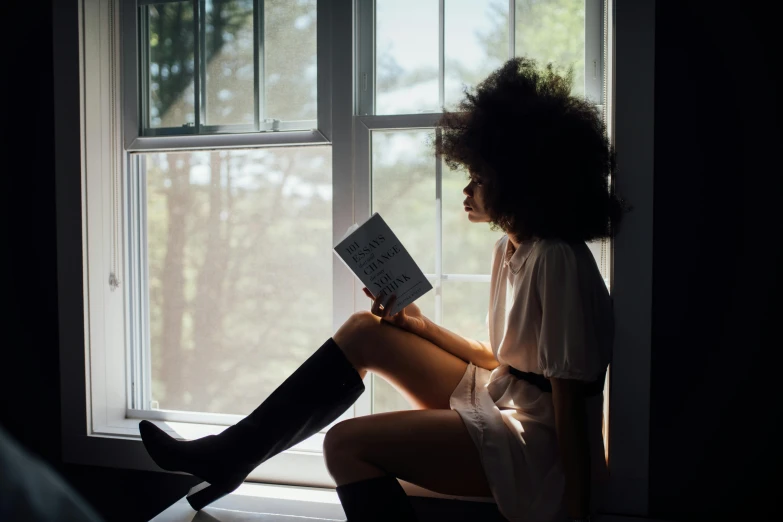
160, 154, 190, 409
190, 153, 231, 412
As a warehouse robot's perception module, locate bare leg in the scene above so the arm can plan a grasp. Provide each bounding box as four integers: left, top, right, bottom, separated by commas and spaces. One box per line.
332, 311, 469, 410
324, 409, 492, 498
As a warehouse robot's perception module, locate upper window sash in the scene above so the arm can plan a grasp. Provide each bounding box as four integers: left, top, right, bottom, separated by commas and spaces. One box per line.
123, 0, 332, 150
357, 0, 605, 117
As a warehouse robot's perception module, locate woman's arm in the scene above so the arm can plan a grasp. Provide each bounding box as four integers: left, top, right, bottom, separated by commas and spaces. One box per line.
417, 316, 499, 371
551, 377, 591, 520
365, 288, 498, 371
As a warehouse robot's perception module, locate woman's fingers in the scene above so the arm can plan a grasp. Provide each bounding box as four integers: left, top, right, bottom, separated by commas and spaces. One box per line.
381, 294, 398, 321
385, 295, 397, 316
370, 293, 396, 318
370, 295, 383, 316
363, 287, 374, 299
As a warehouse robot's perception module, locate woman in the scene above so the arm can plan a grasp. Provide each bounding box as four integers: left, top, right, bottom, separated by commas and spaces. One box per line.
139, 57, 627, 522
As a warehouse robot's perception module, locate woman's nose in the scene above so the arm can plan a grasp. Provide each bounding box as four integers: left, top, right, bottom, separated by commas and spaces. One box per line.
463, 184, 472, 196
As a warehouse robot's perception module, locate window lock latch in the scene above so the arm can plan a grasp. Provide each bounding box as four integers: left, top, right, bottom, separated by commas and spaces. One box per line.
263, 118, 281, 131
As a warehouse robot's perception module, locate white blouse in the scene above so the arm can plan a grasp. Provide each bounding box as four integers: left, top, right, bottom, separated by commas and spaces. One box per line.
449, 235, 613, 522
490, 235, 613, 382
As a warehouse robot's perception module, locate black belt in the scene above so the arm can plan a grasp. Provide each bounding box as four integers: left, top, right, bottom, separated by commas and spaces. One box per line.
509, 367, 605, 397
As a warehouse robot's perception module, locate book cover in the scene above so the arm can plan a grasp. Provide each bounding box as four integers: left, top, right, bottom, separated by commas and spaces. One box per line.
334, 213, 433, 316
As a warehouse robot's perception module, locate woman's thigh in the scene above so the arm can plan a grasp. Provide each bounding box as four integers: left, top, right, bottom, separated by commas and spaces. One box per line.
333, 312, 468, 410
324, 409, 493, 498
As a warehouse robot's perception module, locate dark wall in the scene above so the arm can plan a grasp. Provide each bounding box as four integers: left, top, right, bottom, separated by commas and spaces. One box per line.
1, 2, 197, 521
2, 0, 61, 466
649, 1, 781, 520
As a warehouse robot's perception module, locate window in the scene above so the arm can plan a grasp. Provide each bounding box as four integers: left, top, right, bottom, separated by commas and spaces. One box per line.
131, 2, 331, 423
68, 0, 624, 494
356, 0, 610, 413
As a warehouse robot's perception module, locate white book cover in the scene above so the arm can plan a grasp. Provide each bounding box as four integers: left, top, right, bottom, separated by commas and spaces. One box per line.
334, 213, 433, 316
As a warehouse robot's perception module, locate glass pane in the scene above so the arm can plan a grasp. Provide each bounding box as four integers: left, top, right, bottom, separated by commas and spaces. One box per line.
147, 2, 196, 128
145, 147, 332, 415
444, 0, 509, 110
442, 162, 502, 274
371, 130, 436, 274
375, 0, 439, 114
264, 0, 317, 124
204, 0, 256, 126
442, 281, 491, 342
515, 0, 586, 97
373, 376, 412, 414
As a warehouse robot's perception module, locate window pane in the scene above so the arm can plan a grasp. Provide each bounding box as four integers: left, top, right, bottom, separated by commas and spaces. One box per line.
144, 147, 332, 415
204, 0, 256, 126
444, 0, 509, 110
515, 0, 586, 96
442, 162, 501, 274
147, 2, 196, 128
375, 0, 439, 114
442, 281, 490, 342
373, 375, 412, 414
264, 0, 318, 124
371, 130, 436, 274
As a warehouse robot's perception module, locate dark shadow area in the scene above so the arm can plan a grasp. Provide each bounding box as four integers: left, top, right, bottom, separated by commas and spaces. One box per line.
650, 1, 780, 520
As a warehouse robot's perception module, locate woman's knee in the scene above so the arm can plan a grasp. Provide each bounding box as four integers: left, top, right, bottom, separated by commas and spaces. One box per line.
323, 419, 362, 474
333, 311, 380, 369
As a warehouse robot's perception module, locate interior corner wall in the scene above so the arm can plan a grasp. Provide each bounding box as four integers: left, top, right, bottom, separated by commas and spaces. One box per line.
649, 1, 781, 520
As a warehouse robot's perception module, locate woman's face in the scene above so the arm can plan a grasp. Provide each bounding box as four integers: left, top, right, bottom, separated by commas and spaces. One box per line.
463, 173, 491, 223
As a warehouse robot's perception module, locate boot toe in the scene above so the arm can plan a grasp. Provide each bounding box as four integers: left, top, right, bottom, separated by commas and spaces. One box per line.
139, 420, 178, 470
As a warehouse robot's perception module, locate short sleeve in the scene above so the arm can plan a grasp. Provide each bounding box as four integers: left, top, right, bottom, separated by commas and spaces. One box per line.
536, 243, 597, 381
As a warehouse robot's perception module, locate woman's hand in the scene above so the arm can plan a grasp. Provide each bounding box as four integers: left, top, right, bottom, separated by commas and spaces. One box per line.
363, 287, 427, 335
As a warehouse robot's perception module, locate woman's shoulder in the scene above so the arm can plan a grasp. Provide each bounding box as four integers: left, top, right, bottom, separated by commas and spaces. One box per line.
529, 238, 593, 275
532, 239, 608, 293
532, 238, 578, 261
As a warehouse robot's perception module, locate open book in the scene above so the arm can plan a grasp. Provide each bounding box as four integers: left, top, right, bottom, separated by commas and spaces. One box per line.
334, 213, 433, 316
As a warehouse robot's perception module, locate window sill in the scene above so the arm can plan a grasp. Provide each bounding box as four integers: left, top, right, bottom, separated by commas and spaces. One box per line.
151, 481, 498, 522
71, 417, 497, 496
151, 482, 346, 521
149, 482, 668, 522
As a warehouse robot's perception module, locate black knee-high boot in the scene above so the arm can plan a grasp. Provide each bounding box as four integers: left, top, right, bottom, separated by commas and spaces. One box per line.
139, 338, 365, 511
336, 475, 419, 521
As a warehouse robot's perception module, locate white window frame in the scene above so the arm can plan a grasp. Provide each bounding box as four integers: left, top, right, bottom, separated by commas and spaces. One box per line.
56, 0, 655, 513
